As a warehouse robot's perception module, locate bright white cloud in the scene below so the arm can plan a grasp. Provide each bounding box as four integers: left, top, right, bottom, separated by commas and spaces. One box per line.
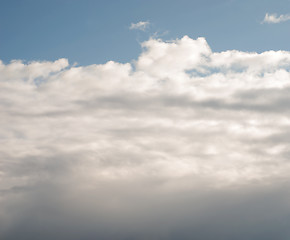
129, 21, 150, 31
1, 36, 290, 239
263, 13, 290, 24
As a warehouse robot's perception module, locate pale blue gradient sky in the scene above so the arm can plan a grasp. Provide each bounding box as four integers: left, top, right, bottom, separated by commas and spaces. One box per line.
1, 0, 290, 65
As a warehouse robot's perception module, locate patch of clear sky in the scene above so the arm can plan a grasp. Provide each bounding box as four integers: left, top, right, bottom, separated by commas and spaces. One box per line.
0, 0, 290, 66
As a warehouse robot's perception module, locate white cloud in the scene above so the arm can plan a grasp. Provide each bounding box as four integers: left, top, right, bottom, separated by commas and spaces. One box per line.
129, 21, 150, 31
262, 13, 290, 24
2, 36, 290, 239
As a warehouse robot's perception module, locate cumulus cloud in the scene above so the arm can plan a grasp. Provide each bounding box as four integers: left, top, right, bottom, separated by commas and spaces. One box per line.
1, 36, 290, 239
262, 13, 290, 24
129, 21, 150, 31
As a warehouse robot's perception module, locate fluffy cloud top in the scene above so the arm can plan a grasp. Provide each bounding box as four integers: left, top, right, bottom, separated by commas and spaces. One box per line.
1, 36, 290, 239
129, 21, 150, 31
263, 13, 290, 23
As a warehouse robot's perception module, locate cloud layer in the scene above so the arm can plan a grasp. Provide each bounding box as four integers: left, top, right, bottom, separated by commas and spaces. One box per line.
1, 36, 290, 239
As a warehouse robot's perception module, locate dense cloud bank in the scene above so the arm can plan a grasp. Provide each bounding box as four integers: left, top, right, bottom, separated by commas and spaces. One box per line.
1, 36, 290, 239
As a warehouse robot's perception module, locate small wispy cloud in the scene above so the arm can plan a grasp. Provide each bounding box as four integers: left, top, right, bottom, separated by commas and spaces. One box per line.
262, 13, 290, 24
129, 21, 150, 31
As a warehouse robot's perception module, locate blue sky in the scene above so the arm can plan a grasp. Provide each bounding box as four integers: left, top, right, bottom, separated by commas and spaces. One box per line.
1, 0, 290, 65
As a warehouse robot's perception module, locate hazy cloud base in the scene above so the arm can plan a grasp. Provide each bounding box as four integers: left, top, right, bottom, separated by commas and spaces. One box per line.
1, 36, 290, 239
